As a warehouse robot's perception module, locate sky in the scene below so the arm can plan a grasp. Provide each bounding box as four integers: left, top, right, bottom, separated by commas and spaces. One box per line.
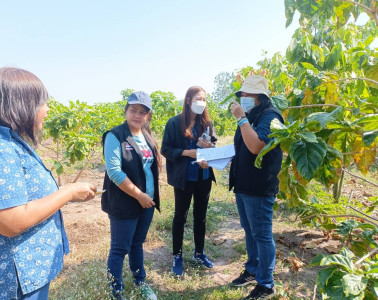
1, 0, 300, 104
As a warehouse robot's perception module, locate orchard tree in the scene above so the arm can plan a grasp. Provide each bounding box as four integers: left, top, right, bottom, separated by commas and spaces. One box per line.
229, 0, 377, 206
232, 1, 378, 298
212, 71, 235, 108
43, 99, 124, 184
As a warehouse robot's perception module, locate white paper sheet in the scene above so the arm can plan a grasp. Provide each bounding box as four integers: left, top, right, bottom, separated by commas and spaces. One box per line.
196, 144, 235, 162
207, 157, 233, 170
195, 144, 235, 171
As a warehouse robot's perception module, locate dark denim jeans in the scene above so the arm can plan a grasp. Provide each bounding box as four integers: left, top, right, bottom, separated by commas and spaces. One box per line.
107, 207, 154, 296
235, 193, 276, 289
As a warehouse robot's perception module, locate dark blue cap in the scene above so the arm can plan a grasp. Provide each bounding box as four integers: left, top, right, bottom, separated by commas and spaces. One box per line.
127, 91, 152, 111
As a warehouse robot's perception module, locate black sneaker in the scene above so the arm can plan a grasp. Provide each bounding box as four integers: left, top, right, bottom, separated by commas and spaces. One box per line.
244, 284, 276, 300
231, 269, 256, 286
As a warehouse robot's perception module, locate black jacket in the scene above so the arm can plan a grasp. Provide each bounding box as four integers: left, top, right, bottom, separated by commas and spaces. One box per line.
161, 114, 216, 190
101, 122, 160, 219
229, 107, 284, 196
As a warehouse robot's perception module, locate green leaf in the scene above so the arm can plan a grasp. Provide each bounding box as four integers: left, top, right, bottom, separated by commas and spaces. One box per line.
284, 0, 296, 28
342, 274, 367, 296
352, 114, 378, 130
297, 131, 318, 143
325, 44, 342, 70
317, 146, 343, 188
320, 254, 355, 273
270, 95, 288, 112
219, 91, 236, 105
322, 224, 338, 230
306, 107, 344, 131
255, 139, 278, 169
53, 161, 63, 175
339, 247, 355, 260
290, 138, 327, 180
321, 270, 349, 299
232, 81, 241, 90
301, 62, 318, 72
363, 130, 378, 146
363, 290, 378, 300
271, 118, 287, 131
316, 266, 339, 289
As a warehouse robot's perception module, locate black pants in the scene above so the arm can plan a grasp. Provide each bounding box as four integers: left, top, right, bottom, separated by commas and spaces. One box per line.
172, 179, 212, 255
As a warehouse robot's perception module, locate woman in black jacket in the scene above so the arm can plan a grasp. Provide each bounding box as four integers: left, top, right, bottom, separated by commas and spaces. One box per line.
102, 91, 161, 300
161, 86, 216, 276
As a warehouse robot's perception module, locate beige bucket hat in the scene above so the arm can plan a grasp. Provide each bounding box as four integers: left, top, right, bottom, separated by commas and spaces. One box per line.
235, 75, 270, 98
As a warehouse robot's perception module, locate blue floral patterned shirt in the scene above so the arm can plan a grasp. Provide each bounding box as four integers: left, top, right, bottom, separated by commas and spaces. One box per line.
0, 126, 69, 299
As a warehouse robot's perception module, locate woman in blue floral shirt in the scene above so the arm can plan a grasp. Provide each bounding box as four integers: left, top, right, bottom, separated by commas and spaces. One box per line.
0, 67, 97, 300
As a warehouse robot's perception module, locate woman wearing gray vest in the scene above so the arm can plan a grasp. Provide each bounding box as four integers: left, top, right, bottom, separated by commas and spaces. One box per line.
229, 76, 284, 300
101, 92, 161, 300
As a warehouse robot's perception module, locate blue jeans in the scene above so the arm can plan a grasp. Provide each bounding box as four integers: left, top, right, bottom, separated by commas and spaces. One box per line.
107, 207, 154, 296
235, 193, 275, 289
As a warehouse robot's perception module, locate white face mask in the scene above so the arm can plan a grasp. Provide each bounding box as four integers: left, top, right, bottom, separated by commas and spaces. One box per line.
240, 97, 255, 112
191, 101, 206, 114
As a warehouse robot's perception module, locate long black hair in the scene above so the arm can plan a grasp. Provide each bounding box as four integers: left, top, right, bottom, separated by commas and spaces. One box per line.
180, 86, 213, 138
247, 94, 273, 123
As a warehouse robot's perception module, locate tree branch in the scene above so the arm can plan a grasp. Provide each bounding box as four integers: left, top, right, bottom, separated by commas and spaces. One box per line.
39, 143, 58, 154
286, 104, 341, 109
347, 205, 378, 222
312, 284, 317, 300
302, 214, 377, 226
342, 148, 378, 156
340, 0, 375, 13
325, 77, 378, 85
342, 168, 378, 187
355, 247, 378, 266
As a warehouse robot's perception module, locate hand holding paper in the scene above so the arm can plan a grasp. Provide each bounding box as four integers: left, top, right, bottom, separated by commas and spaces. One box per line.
196, 144, 235, 171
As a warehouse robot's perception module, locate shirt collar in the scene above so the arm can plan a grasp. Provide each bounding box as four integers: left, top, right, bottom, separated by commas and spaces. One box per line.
0, 126, 12, 138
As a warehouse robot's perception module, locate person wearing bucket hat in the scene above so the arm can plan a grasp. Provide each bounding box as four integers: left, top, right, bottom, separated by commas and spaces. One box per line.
101, 91, 161, 300
161, 86, 217, 276
229, 75, 284, 300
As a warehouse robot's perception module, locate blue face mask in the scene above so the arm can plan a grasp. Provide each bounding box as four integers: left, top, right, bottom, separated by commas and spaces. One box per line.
240, 97, 255, 112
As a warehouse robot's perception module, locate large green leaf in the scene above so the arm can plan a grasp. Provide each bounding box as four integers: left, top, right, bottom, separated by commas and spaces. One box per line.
315, 146, 343, 188
289, 138, 327, 180
320, 254, 355, 273
342, 274, 367, 297
306, 106, 344, 131
270, 95, 288, 112
321, 269, 351, 300
316, 266, 339, 289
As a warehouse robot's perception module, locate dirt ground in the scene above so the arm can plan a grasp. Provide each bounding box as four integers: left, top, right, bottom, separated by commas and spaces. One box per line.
55, 163, 378, 299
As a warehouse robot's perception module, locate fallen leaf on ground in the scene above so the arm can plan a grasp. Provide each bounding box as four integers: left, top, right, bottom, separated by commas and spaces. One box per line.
301, 238, 326, 249
320, 240, 340, 253
276, 249, 283, 258
283, 256, 305, 273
